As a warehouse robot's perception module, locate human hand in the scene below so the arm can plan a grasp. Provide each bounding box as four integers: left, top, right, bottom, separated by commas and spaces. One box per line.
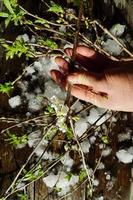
50, 46, 133, 112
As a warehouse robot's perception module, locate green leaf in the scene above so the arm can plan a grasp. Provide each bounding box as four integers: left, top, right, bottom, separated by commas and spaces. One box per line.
79, 169, 87, 182
5, 15, 11, 27
101, 135, 109, 144
10, 0, 18, 8
48, 2, 64, 14
6, 131, 28, 148
35, 19, 50, 28
3, 0, 14, 14
0, 82, 13, 96
65, 172, 72, 181
35, 18, 48, 24
66, 128, 73, 140
0, 12, 9, 17
38, 39, 58, 50
17, 193, 27, 200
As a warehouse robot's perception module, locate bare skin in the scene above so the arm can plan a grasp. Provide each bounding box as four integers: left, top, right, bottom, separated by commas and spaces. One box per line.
50, 46, 133, 112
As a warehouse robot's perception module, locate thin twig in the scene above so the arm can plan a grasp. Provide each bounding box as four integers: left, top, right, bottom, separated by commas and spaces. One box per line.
69, 117, 93, 186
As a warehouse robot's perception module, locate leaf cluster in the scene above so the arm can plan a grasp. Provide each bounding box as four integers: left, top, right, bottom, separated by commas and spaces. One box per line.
17, 193, 27, 200
22, 165, 43, 182
0, 82, 13, 96
38, 39, 58, 50
6, 131, 28, 148
0, 0, 26, 27
48, 1, 64, 16
2, 38, 34, 60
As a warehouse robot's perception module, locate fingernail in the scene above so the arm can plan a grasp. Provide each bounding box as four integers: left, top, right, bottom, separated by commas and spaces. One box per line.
65, 48, 72, 57
55, 56, 62, 64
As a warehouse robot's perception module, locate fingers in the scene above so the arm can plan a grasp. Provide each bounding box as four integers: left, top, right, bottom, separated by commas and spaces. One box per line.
50, 69, 109, 108
68, 84, 108, 108
65, 46, 112, 72
50, 70, 66, 88
55, 56, 69, 74
67, 71, 107, 92
65, 46, 96, 58
51, 70, 107, 92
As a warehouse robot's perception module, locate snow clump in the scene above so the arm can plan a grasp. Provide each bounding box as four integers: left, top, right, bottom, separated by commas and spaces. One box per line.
101, 23, 126, 56
86, 107, 110, 126
43, 171, 79, 196
116, 149, 133, 164
102, 147, 112, 157
109, 24, 125, 37
74, 118, 89, 137
43, 173, 59, 188
101, 39, 123, 56
45, 80, 67, 101
118, 131, 131, 142
34, 56, 59, 80
80, 140, 91, 153
9, 95, 21, 108
60, 152, 74, 169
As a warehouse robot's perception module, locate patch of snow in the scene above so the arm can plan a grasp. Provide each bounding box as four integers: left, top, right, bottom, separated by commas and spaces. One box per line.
25, 93, 43, 112
18, 81, 28, 93
9, 95, 21, 108
101, 39, 123, 56
93, 179, 99, 187
127, 147, 133, 155
26, 112, 31, 117
97, 162, 105, 170
43, 171, 79, 196
16, 143, 27, 149
34, 61, 43, 74
99, 143, 104, 149
34, 87, 42, 94
28, 131, 42, 148
109, 24, 125, 37
71, 101, 83, 113
56, 171, 79, 196
35, 146, 56, 161
74, 118, 89, 137
61, 152, 74, 168
118, 132, 131, 142
86, 108, 110, 126
106, 174, 111, 180
38, 56, 59, 79
25, 66, 35, 76
31, 35, 36, 43
89, 136, 96, 145
45, 80, 67, 101
17, 34, 30, 42
16, 182, 26, 191
116, 149, 133, 164
102, 147, 112, 157
28, 97, 42, 112
81, 140, 91, 153
43, 173, 59, 188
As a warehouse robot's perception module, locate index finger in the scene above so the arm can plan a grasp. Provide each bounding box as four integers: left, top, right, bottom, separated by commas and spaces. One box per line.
65, 46, 111, 72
